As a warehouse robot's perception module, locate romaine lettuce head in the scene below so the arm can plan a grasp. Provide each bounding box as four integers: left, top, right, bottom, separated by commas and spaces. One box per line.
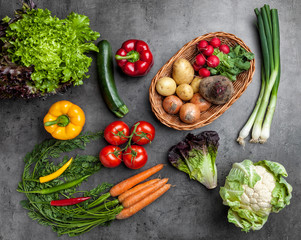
168, 131, 219, 189
220, 159, 292, 232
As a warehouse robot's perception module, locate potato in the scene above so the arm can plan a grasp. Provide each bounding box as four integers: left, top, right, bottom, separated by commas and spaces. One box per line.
190, 77, 202, 93
156, 77, 177, 96
179, 103, 200, 124
199, 75, 234, 105
172, 58, 194, 85
163, 95, 183, 114
176, 84, 194, 101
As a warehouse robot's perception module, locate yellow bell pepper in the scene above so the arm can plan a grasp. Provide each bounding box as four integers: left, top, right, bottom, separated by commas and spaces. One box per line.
44, 100, 85, 140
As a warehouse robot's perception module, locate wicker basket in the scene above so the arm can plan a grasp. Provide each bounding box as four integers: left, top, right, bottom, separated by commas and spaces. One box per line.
149, 32, 255, 130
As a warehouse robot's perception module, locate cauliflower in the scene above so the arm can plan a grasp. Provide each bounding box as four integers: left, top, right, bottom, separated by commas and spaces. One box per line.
240, 166, 275, 215
220, 160, 292, 232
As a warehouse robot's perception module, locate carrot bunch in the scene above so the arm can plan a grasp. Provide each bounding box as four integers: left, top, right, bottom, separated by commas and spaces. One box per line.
109, 164, 171, 219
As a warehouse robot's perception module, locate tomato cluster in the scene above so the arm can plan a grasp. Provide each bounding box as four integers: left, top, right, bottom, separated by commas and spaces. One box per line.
99, 121, 155, 169
193, 37, 230, 78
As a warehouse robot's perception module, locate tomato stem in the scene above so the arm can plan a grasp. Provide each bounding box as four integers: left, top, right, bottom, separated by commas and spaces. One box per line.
110, 122, 141, 161
107, 122, 150, 165
112, 129, 129, 139
106, 149, 123, 160
134, 131, 152, 143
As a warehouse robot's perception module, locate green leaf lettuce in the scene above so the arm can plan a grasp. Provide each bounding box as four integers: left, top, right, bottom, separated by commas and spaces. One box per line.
1, 7, 100, 93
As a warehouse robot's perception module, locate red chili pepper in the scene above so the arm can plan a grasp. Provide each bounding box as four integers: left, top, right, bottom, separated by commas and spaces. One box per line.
115, 39, 154, 77
50, 197, 91, 206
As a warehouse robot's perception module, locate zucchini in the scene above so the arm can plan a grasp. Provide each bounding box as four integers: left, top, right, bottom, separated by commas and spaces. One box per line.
96, 40, 129, 118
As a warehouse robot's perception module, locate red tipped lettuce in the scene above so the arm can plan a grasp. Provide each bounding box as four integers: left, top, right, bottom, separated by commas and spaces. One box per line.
168, 131, 220, 189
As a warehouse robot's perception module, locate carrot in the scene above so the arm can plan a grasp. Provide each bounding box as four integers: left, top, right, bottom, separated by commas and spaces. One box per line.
116, 183, 171, 220
118, 179, 160, 203
122, 178, 169, 208
110, 164, 164, 197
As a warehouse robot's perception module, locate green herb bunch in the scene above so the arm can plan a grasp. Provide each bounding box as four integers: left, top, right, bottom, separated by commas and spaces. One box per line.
17, 132, 123, 237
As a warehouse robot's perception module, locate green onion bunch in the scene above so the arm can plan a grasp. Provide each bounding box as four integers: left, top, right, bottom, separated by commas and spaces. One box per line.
237, 5, 280, 145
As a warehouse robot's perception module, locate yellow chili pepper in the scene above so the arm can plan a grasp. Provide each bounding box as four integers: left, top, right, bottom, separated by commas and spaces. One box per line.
44, 100, 85, 140
39, 157, 73, 183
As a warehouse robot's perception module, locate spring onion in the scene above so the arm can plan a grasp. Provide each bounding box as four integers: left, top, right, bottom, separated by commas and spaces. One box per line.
237, 66, 265, 146
237, 5, 280, 145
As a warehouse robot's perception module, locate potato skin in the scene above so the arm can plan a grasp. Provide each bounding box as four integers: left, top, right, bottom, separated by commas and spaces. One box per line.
172, 58, 194, 85
199, 75, 234, 105
163, 95, 183, 114
156, 77, 177, 96
190, 77, 202, 93
176, 84, 194, 101
179, 103, 200, 123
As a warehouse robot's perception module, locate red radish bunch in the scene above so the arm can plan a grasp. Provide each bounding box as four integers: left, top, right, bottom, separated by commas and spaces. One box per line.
209, 37, 221, 48
193, 37, 230, 78
219, 44, 230, 54
195, 54, 206, 66
193, 62, 202, 71
207, 55, 220, 68
202, 45, 214, 56
198, 68, 210, 78
197, 40, 208, 51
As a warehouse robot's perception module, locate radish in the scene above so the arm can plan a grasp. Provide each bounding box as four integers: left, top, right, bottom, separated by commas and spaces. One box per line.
207, 55, 220, 68
209, 37, 221, 48
195, 54, 206, 66
193, 62, 202, 71
198, 68, 210, 78
202, 45, 214, 56
219, 44, 230, 54
197, 40, 208, 52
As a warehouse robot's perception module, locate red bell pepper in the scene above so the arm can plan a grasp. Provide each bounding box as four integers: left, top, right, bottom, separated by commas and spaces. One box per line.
50, 197, 91, 206
115, 39, 153, 77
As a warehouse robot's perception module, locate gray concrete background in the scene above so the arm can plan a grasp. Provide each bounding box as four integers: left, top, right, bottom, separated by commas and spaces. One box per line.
0, 0, 300, 239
